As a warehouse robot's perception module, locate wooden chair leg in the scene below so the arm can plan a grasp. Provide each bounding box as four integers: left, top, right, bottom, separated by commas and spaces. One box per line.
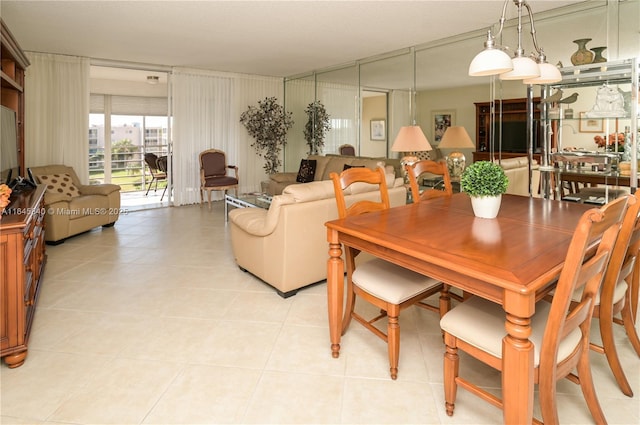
443, 333, 459, 417
439, 285, 451, 318
207, 190, 212, 211
599, 306, 634, 396
387, 307, 400, 380
621, 296, 640, 356
341, 280, 356, 335
575, 348, 608, 425
200, 187, 204, 207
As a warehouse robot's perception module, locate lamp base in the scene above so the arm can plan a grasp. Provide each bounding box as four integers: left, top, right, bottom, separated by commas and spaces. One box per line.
400, 155, 418, 184
446, 151, 466, 180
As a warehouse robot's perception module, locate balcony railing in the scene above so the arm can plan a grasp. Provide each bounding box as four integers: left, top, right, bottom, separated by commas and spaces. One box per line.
89, 145, 168, 192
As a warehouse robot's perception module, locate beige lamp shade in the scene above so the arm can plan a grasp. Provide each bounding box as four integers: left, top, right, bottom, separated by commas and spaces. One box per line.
391, 126, 432, 152
438, 126, 474, 149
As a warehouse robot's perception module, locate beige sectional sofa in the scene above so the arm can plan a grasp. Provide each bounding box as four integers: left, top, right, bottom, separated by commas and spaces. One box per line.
229, 172, 406, 297
30, 165, 121, 244
496, 156, 541, 197
266, 153, 402, 195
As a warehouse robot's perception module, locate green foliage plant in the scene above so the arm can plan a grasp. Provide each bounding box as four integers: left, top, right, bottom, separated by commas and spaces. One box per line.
240, 96, 294, 174
460, 161, 509, 197
303, 100, 331, 155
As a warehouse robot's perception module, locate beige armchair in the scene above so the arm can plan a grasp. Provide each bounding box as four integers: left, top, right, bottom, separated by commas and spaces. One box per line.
30, 164, 121, 244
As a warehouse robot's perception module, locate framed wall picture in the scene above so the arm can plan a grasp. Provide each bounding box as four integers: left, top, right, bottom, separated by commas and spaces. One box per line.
370, 119, 386, 141
579, 112, 604, 133
432, 110, 455, 143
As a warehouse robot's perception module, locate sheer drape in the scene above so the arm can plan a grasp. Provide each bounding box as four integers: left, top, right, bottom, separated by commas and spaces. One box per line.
24, 52, 90, 181
317, 82, 359, 156
171, 68, 282, 206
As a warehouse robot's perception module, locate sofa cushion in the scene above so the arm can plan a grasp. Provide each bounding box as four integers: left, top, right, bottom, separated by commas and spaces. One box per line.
343, 164, 365, 171
39, 173, 80, 199
283, 180, 343, 202
308, 155, 331, 182
296, 159, 317, 183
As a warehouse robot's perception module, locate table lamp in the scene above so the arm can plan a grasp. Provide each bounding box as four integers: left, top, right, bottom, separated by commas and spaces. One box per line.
438, 126, 475, 179
391, 126, 432, 182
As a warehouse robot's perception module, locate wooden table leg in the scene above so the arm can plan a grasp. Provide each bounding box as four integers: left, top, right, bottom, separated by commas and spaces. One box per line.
327, 229, 344, 358
502, 311, 534, 424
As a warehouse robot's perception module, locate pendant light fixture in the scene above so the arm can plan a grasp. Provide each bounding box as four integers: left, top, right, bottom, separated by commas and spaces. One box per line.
468, 0, 561, 85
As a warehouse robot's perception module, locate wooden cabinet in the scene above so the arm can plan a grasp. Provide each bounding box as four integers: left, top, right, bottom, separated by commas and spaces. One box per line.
1, 185, 46, 367
1, 18, 29, 174
473, 97, 542, 162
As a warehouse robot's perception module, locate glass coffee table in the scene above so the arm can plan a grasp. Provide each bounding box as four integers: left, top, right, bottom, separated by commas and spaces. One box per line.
224, 193, 272, 221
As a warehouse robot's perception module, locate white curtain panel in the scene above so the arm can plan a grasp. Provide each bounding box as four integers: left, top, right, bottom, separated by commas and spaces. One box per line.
317, 82, 359, 155
24, 52, 90, 181
172, 68, 282, 205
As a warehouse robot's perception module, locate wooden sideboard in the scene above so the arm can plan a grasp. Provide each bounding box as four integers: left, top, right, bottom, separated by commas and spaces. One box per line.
0, 185, 47, 368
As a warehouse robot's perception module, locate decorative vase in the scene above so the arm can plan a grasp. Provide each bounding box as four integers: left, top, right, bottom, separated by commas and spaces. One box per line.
570, 38, 594, 66
591, 46, 607, 63
470, 195, 502, 219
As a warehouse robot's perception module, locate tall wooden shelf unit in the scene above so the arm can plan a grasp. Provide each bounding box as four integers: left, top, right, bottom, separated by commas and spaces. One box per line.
1, 19, 28, 173
1, 18, 46, 368
473, 97, 542, 162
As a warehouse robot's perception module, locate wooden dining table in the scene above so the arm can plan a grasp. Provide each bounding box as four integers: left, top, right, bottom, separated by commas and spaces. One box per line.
325, 193, 593, 424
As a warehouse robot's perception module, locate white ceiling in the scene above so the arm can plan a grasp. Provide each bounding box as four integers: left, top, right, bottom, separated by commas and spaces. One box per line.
2, 0, 584, 82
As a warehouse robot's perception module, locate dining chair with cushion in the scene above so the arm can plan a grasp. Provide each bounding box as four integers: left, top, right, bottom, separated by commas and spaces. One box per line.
199, 148, 239, 211
440, 195, 630, 424
405, 159, 453, 202
144, 152, 167, 197
330, 166, 448, 380
405, 159, 462, 309
574, 192, 640, 397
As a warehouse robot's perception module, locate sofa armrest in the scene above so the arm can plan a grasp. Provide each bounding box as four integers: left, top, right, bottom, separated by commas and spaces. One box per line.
43, 192, 72, 205
229, 193, 295, 236
78, 184, 121, 196
269, 172, 297, 183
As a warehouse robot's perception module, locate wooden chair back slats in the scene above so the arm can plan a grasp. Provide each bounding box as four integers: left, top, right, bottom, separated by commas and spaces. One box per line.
405, 160, 452, 202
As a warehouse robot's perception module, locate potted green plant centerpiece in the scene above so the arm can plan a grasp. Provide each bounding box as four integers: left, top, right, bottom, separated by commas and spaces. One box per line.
460, 161, 509, 219
240, 96, 294, 175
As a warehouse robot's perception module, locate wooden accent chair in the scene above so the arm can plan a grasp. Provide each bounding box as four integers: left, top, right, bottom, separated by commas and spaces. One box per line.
440, 195, 630, 424
338, 144, 356, 156
330, 166, 447, 380
199, 149, 238, 211
144, 152, 167, 196
405, 160, 453, 202
575, 192, 640, 396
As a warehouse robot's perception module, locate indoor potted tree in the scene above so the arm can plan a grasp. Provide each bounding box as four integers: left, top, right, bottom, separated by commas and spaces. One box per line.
240, 96, 294, 175
460, 161, 509, 219
304, 100, 331, 155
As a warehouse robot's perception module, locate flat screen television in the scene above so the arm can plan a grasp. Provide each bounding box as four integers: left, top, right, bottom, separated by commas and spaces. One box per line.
0, 105, 19, 185
494, 120, 539, 154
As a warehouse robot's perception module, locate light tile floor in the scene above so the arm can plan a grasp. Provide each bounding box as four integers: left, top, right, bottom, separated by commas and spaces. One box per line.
1, 201, 639, 424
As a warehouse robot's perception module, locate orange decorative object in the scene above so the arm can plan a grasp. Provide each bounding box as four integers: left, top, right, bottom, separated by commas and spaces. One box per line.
0, 184, 11, 215
595, 133, 625, 148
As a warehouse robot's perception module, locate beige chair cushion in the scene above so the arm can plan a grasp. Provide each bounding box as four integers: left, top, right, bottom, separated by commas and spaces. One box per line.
38, 173, 80, 198
569, 278, 628, 305
440, 296, 581, 366
352, 258, 441, 304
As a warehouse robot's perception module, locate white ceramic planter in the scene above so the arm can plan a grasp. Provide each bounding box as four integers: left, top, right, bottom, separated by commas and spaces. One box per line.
470, 195, 502, 219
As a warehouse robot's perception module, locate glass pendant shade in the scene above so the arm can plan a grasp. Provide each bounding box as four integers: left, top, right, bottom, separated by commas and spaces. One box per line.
499, 56, 540, 80
468, 48, 513, 76
523, 62, 562, 84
